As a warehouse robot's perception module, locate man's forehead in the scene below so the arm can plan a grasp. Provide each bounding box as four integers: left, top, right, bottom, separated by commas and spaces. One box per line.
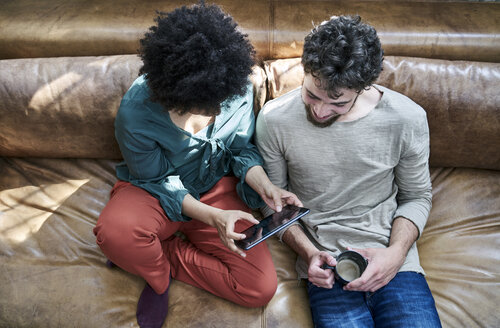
303, 73, 345, 100
305, 76, 344, 100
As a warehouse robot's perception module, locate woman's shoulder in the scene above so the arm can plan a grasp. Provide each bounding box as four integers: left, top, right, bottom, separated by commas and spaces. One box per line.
116, 76, 164, 130
122, 75, 149, 99
221, 81, 254, 112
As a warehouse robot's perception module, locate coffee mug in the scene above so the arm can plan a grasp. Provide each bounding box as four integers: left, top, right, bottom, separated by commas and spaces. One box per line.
334, 250, 368, 284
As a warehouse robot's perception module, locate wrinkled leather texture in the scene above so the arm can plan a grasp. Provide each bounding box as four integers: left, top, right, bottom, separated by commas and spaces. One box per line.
0, 158, 311, 328
0, 56, 266, 159
0, 0, 498, 62
1, 159, 498, 327
1, 1, 499, 327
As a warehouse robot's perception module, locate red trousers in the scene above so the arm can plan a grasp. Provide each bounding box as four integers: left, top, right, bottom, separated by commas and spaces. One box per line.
93, 176, 277, 307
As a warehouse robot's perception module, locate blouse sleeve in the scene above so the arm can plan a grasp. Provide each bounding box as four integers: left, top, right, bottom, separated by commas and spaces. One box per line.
227, 85, 265, 209
114, 101, 191, 222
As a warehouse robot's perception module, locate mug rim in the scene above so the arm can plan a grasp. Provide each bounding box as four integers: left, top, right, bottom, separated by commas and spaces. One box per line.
334, 250, 368, 284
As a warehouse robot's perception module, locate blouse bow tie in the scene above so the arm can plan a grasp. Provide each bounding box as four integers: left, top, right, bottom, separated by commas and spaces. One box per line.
198, 138, 232, 181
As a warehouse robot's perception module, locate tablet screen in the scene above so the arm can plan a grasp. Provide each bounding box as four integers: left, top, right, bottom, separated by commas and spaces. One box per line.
235, 205, 310, 250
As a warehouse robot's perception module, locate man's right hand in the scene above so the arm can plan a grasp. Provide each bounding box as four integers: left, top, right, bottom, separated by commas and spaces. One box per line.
307, 251, 337, 289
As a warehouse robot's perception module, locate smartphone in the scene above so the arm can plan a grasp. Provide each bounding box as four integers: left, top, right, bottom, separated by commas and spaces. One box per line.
235, 205, 310, 250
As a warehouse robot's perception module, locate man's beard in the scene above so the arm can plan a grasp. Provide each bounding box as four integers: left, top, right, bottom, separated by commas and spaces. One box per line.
304, 103, 340, 128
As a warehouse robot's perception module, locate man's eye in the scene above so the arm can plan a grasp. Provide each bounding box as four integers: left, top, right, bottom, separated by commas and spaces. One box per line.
308, 93, 319, 100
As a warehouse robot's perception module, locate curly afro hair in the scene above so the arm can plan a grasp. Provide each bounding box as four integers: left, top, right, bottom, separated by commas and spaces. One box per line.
301, 15, 384, 97
139, 1, 255, 115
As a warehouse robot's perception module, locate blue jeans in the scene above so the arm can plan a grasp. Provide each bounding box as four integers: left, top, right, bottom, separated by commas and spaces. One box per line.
307, 272, 441, 328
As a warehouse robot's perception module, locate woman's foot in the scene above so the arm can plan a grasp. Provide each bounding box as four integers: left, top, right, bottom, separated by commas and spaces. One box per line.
136, 281, 170, 328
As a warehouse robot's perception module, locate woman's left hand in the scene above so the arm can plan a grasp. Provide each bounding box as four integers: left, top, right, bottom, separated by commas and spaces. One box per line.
260, 183, 303, 212
245, 166, 303, 212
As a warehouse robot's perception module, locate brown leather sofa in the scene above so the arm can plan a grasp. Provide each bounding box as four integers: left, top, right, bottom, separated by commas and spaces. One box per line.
1, 1, 499, 327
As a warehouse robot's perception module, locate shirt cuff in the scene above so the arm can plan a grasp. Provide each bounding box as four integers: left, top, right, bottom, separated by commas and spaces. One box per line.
394, 204, 429, 238
158, 176, 192, 222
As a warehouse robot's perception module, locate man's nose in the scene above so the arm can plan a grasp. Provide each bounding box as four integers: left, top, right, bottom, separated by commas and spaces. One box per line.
316, 102, 329, 115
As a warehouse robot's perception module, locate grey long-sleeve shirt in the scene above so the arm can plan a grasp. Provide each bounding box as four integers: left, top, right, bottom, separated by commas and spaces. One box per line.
256, 85, 432, 279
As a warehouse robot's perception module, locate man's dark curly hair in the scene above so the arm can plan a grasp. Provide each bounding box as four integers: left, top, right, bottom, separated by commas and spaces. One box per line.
301, 15, 384, 97
139, 1, 255, 115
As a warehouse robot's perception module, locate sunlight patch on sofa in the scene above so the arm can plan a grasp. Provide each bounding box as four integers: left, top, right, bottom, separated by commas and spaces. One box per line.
28, 72, 83, 111
0, 179, 89, 244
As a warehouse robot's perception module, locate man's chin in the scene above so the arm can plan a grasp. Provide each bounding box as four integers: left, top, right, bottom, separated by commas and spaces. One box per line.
305, 107, 338, 128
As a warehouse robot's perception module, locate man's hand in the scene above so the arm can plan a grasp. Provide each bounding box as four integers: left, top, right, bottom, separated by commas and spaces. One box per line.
307, 251, 337, 289
345, 217, 419, 292
210, 209, 260, 257
343, 246, 405, 292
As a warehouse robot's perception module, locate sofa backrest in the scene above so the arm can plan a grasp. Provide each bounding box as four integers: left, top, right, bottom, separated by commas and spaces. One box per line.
0, 55, 267, 160
0, 56, 140, 159
0, 0, 499, 170
0, 0, 498, 63
1, 54, 498, 170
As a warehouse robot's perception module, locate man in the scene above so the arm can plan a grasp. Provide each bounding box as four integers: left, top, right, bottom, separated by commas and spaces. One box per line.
256, 15, 441, 327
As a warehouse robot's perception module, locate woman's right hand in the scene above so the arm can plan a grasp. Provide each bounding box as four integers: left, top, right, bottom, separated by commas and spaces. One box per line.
210, 209, 259, 257
181, 194, 259, 257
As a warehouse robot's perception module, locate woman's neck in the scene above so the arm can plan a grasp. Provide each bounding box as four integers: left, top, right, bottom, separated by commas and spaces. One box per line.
169, 111, 215, 135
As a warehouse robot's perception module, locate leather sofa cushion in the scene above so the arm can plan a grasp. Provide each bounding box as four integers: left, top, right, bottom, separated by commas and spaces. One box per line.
1, 157, 499, 327
0, 157, 311, 327
419, 167, 500, 327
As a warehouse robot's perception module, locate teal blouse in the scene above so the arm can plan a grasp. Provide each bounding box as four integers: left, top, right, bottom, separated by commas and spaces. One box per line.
114, 75, 264, 221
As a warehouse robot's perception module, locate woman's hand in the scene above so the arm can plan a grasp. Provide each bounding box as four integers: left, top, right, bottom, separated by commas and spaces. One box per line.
210, 209, 259, 257
260, 182, 303, 212
245, 166, 303, 212
182, 194, 259, 257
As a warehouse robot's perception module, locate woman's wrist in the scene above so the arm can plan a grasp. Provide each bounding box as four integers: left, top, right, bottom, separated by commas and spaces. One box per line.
206, 207, 224, 227
245, 165, 272, 195
182, 194, 223, 226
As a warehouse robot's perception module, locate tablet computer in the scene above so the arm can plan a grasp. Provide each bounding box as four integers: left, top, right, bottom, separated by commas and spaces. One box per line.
235, 205, 310, 250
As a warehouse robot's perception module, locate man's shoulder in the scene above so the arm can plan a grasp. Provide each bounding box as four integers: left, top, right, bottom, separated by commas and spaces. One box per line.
259, 87, 302, 119
377, 85, 427, 122
256, 87, 304, 137
375, 86, 429, 140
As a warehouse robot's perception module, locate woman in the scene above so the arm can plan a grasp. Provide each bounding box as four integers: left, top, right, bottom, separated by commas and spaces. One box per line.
93, 2, 301, 328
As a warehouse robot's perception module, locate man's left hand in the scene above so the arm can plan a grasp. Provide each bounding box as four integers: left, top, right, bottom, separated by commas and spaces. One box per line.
343, 246, 405, 292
